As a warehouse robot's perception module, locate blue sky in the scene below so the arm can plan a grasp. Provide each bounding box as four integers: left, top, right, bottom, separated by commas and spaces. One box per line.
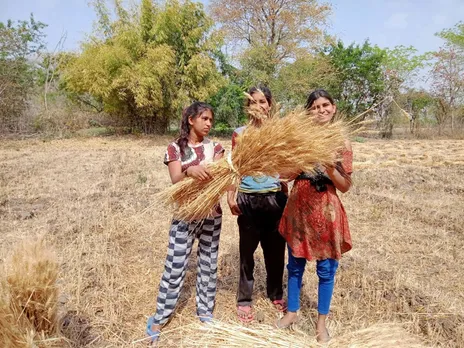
1, 0, 463, 54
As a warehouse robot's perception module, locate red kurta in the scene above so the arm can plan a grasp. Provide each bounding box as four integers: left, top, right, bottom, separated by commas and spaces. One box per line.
279, 150, 353, 261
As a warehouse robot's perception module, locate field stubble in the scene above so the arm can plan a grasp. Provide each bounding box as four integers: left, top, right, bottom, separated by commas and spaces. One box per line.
0, 137, 463, 347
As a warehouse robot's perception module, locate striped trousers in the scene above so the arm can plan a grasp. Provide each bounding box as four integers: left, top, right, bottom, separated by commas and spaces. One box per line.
153, 217, 222, 325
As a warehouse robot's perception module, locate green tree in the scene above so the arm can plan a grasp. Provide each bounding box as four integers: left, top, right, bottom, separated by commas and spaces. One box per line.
437, 22, 464, 50
208, 83, 246, 129
273, 54, 338, 107
376, 46, 428, 136
383, 46, 428, 91
239, 45, 280, 86
62, 0, 224, 133
326, 40, 386, 117
206, 49, 251, 129
0, 15, 46, 132
401, 89, 435, 133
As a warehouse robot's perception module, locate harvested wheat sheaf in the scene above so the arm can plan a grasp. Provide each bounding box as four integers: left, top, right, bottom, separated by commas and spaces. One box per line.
162, 108, 349, 221
0, 240, 62, 348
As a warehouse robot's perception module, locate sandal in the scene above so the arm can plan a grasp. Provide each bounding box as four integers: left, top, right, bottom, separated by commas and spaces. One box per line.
237, 305, 254, 323
146, 316, 160, 346
272, 299, 287, 312
198, 313, 213, 323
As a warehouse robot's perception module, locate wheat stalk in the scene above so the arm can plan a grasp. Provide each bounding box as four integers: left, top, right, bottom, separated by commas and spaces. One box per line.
161, 107, 349, 221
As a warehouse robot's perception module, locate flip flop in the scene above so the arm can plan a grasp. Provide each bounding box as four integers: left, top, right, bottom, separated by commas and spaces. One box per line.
146, 316, 160, 345
272, 299, 287, 312
237, 305, 254, 323
198, 313, 213, 323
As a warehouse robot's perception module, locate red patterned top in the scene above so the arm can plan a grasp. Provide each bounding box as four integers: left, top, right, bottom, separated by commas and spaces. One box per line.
164, 138, 224, 171
279, 150, 353, 261
164, 138, 225, 218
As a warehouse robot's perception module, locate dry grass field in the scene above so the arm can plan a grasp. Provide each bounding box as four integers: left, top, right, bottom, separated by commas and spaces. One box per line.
0, 136, 463, 347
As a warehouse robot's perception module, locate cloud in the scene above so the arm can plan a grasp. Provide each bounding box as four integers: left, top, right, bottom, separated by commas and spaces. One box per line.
384, 12, 409, 29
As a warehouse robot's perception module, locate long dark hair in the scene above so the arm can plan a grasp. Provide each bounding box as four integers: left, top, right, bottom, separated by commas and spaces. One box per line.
177, 102, 214, 157
246, 85, 273, 108
304, 89, 335, 110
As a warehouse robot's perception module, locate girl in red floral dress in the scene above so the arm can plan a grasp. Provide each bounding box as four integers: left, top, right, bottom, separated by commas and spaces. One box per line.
276, 89, 353, 343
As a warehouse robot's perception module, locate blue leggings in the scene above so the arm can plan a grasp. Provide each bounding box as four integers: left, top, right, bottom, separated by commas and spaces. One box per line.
287, 246, 339, 315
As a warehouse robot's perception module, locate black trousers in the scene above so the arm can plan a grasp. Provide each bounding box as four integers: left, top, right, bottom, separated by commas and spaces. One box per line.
236, 191, 287, 306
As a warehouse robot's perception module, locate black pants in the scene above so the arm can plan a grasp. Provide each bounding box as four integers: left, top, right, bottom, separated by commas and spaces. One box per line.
236, 191, 287, 306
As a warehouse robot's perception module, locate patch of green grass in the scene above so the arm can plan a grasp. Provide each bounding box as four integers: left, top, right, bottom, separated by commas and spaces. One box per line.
137, 173, 148, 184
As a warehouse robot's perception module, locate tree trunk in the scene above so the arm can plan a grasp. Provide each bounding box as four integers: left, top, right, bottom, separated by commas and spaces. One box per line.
438, 122, 443, 136
377, 97, 394, 139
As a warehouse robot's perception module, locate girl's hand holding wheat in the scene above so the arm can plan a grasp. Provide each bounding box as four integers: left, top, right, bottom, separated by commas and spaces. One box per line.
186, 165, 212, 181
227, 196, 242, 216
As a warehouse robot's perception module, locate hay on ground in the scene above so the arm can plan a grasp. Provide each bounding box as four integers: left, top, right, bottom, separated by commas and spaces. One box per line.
150, 320, 426, 347
0, 291, 27, 347
0, 240, 63, 347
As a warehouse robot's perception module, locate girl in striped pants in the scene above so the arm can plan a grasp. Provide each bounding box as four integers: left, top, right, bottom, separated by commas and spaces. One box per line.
146, 102, 225, 345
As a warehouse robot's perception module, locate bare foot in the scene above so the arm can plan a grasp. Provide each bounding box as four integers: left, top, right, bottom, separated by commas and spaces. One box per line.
275, 311, 298, 329
316, 326, 330, 343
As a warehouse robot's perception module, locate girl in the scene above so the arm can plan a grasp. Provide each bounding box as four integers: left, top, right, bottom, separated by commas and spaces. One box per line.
276, 89, 353, 343
146, 102, 225, 344
227, 86, 288, 323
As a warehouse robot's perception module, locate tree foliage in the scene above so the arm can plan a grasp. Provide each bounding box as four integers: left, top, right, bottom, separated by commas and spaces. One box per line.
210, 0, 331, 84
399, 89, 435, 133
208, 83, 246, 129
383, 46, 428, 92
3, 3, 463, 137
273, 54, 338, 107
436, 22, 464, 50
326, 40, 386, 117
62, 0, 224, 133
430, 47, 464, 132
430, 22, 464, 132
0, 15, 46, 131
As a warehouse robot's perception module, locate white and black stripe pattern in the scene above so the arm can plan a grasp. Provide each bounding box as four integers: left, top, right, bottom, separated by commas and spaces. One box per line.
153, 217, 222, 325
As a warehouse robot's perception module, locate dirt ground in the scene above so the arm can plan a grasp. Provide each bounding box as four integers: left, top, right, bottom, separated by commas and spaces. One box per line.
0, 137, 463, 347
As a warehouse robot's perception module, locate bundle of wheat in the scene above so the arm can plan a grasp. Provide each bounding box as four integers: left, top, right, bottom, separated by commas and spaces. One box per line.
0, 292, 26, 347
149, 320, 425, 347
5, 241, 60, 339
0, 240, 62, 347
161, 107, 349, 221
